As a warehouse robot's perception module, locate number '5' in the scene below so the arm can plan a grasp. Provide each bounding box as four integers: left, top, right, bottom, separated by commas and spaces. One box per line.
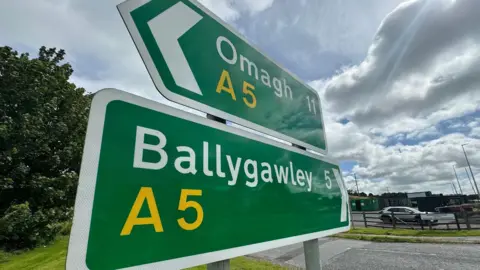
177, 189, 204, 230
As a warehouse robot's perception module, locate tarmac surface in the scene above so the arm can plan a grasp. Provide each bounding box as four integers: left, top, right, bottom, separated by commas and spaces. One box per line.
252, 237, 480, 269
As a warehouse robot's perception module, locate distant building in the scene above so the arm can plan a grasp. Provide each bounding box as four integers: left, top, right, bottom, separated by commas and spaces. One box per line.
407, 191, 432, 208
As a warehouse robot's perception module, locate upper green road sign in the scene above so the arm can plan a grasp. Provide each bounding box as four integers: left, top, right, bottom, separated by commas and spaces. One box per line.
118, 0, 328, 153
66, 89, 349, 269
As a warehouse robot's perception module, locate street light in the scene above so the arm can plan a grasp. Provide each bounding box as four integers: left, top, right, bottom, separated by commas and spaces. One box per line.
353, 173, 359, 194
465, 167, 476, 195
462, 144, 480, 197
451, 182, 458, 195
453, 165, 463, 194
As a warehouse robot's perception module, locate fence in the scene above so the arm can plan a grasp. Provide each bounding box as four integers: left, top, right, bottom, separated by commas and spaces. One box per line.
351, 211, 480, 230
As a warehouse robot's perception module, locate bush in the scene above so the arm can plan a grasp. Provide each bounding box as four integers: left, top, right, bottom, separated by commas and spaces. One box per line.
59, 220, 72, 236
0, 46, 90, 250
0, 202, 71, 250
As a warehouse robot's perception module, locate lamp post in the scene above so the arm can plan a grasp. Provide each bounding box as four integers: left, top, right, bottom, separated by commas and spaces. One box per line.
453, 165, 463, 194
452, 182, 458, 195
354, 173, 359, 194
462, 144, 479, 197
465, 167, 476, 195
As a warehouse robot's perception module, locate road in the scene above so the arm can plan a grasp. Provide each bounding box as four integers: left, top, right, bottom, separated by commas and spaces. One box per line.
352, 212, 480, 230
252, 237, 480, 269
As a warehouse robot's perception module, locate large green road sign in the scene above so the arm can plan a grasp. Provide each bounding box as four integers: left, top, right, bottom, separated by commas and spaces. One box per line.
118, 0, 328, 153
66, 89, 349, 269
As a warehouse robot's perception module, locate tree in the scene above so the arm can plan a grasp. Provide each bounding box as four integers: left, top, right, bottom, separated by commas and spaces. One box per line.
368, 193, 374, 197
0, 46, 91, 249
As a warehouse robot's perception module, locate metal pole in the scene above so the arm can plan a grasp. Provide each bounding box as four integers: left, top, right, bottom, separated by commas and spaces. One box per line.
354, 173, 359, 194
292, 143, 322, 270
304, 239, 321, 270
207, 260, 230, 270
453, 165, 463, 194
452, 182, 458, 195
462, 144, 480, 196
465, 167, 476, 195
206, 114, 230, 270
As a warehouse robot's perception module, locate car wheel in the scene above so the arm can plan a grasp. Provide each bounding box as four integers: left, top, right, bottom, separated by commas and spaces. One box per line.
382, 216, 392, 224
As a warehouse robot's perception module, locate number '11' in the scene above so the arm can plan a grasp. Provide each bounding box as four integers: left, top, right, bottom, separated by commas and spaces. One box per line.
306, 96, 317, 115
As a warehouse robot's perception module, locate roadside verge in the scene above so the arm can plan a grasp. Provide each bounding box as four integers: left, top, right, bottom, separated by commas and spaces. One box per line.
335, 228, 480, 244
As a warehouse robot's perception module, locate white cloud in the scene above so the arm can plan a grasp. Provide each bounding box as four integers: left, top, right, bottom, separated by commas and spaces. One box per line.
198, 0, 240, 21
322, 91, 480, 195
322, 0, 480, 135
405, 126, 439, 140
241, 0, 275, 15
0, 0, 274, 97
471, 127, 480, 138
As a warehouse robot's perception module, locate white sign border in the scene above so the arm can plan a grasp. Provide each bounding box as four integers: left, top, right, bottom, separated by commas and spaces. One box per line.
117, 0, 329, 155
66, 88, 349, 270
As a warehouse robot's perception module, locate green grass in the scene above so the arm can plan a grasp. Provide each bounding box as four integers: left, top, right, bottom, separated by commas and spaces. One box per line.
344, 228, 480, 237
336, 234, 480, 244
187, 257, 290, 270
0, 237, 68, 270
0, 237, 289, 270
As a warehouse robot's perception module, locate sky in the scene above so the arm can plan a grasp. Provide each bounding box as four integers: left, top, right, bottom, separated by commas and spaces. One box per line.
1, 0, 479, 195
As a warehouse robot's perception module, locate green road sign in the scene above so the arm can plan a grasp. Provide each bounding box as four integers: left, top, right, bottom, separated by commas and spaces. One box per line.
66, 89, 349, 269
117, 0, 328, 154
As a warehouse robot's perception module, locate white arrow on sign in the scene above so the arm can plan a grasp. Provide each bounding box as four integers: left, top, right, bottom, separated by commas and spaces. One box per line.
333, 168, 348, 222
147, 2, 203, 95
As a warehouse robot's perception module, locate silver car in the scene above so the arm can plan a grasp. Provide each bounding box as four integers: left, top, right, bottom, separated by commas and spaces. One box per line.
378, 206, 428, 223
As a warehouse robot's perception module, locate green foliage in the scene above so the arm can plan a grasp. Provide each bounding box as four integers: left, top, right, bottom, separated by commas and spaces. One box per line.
0, 202, 64, 250
58, 220, 72, 236
0, 46, 91, 250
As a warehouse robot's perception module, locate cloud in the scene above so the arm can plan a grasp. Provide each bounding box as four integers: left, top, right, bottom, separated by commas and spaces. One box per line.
235, 0, 404, 80
471, 127, 480, 138
311, 0, 480, 194
322, 0, 480, 134
200, 0, 275, 20
239, 0, 275, 15
0, 0, 275, 98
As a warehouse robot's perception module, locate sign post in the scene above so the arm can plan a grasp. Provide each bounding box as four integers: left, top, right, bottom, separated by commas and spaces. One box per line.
66, 89, 349, 269
117, 0, 328, 153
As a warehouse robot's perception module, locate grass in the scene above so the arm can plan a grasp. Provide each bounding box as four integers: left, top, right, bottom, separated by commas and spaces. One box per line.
336, 234, 480, 244
334, 228, 480, 244
0, 237, 289, 270
344, 227, 480, 237
337, 234, 452, 244
0, 237, 68, 270
187, 257, 290, 270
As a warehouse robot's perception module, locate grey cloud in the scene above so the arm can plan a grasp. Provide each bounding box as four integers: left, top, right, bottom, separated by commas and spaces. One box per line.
235, 0, 402, 81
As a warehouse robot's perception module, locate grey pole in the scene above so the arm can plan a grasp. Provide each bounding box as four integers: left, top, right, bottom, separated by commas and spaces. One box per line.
465, 167, 476, 195
207, 260, 230, 270
354, 173, 359, 194
304, 239, 321, 270
453, 165, 463, 194
462, 144, 480, 196
292, 143, 322, 270
452, 182, 458, 195
206, 114, 230, 270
